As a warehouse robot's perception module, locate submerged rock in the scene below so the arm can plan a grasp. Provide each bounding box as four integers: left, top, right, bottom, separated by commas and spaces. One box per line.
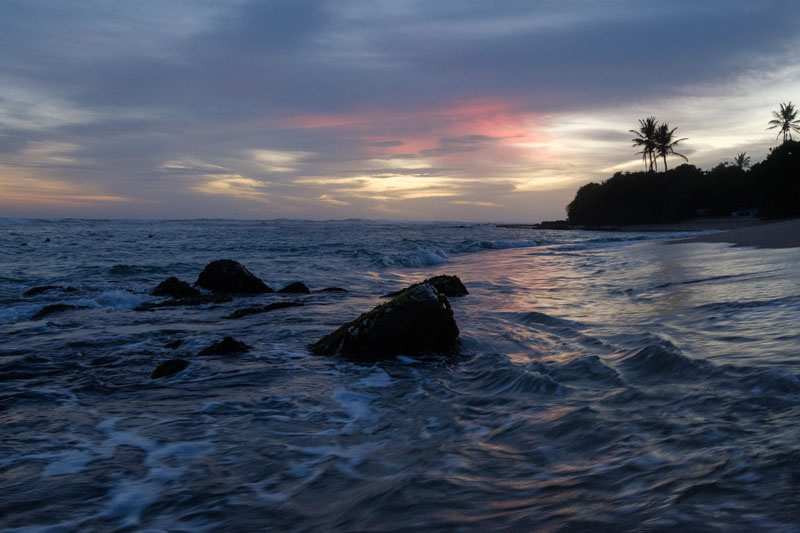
164, 339, 183, 349
152, 277, 200, 298
278, 281, 311, 294
23, 285, 78, 297
309, 283, 459, 360
31, 304, 88, 320
383, 274, 468, 298
135, 294, 232, 310
316, 287, 348, 293
151, 359, 189, 379
197, 336, 250, 356
223, 301, 304, 319
195, 259, 273, 294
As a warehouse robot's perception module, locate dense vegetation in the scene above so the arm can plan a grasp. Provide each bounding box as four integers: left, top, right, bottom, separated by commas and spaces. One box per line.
567, 140, 800, 225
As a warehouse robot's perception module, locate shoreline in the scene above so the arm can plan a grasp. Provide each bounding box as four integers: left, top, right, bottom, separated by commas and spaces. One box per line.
668, 218, 800, 249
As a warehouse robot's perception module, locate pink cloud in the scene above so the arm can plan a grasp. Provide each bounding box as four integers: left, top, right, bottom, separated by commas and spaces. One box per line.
279, 98, 543, 157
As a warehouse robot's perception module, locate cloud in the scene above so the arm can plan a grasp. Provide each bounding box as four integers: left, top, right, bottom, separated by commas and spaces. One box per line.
1, 1, 798, 220
368, 140, 404, 147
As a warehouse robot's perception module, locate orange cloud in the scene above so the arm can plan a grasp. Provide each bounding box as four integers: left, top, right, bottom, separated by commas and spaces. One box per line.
0, 167, 127, 208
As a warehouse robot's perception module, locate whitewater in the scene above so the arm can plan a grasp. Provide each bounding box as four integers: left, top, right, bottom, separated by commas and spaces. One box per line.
1, 219, 799, 531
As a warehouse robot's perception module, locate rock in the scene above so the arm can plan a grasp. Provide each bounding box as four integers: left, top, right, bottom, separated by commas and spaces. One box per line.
197, 336, 250, 356
23, 285, 78, 297
316, 287, 348, 293
309, 283, 459, 360
151, 359, 189, 379
164, 339, 183, 349
135, 294, 232, 311
223, 301, 304, 319
383, 274, 468, 298
195, 259, 273, 294
536, 220, 573, 230
278, 281, 311, 294
31, 304, 88, 320
152, 276, 200, 298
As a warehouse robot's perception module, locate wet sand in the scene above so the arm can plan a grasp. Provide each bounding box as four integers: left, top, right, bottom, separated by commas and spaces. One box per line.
670, 218, 800, 249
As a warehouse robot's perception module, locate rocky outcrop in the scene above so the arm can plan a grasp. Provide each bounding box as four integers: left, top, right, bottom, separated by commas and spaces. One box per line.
309, 283, 459, 360
32, 304, 88, 320
197, 336, 250, 356
278, 281, 311, 294
151, 359, 189, 379
152, 277, 200, 298
195, 260, 273, 294
383, 274, 468, 298
23, 285, 77, 297
223, 301, 304, 319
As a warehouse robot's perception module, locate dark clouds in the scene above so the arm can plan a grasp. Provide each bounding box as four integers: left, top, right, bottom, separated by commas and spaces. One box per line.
0, 0, 798, 219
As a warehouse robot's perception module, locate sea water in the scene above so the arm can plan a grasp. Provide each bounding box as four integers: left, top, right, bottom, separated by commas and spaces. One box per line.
1, 219, 799, 531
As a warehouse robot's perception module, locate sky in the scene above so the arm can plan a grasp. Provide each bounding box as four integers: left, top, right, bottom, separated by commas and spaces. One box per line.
1, 0, 799, 222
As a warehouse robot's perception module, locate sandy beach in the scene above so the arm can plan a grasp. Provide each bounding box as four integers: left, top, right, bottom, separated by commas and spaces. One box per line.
670, 218, 800, 249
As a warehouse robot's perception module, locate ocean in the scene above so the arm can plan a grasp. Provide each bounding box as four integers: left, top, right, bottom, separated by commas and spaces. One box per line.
1, 219, 799, 531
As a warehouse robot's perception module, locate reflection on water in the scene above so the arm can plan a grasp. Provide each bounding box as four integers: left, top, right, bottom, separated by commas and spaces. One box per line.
1, 220, 799, 530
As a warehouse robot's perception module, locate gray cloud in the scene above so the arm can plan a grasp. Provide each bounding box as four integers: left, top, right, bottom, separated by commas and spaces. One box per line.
0, 0, 798, 219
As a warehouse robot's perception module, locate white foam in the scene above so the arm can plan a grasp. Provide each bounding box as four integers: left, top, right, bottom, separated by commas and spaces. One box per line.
389, 249, 448, 267
0, 305, 40, 324
355, 369, 394, 388
74, 290, 147, 310
42, 450, 95, 477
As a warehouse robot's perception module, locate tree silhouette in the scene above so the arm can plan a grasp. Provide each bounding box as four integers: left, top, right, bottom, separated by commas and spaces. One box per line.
734, 152, 750, 169
767, 102, 800, 143
654, 123, 688, 171
630, 117, 658, 171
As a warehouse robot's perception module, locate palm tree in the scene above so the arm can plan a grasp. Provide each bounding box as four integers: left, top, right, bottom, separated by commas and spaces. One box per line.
654, 123, 688, 171
734, 152, 750, 169
630, 116, 658, 171
767, 102, 800, 143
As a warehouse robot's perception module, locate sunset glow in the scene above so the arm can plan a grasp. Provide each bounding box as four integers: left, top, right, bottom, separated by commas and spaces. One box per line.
1, 1, 797, 220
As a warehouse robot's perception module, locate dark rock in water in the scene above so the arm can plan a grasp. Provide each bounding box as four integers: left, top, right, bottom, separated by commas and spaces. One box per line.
164, 339, 183, 349
151, 359, 189, 379
383, 274, 468, 298
152, 276, 200, 298
223, 301, 304, 319
195, 259, 273, 294
197, 336, 251, 356
536, 219, 573, 230
23, 285, 78, 297
32, 304, 88, 320
309, 283, 459, 360
45, 238, 51, 243
316, 287, 348, 293
278, 281, 311, 294
135, 294, 232, 311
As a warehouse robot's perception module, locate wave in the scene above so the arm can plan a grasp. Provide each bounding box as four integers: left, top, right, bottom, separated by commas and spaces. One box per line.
616, 340, 715, 380
453, 240, 540, 253
70, 290, 147, 311
451, 356, 565, 397
385, 249, 449, 268
737, 368, 800, 396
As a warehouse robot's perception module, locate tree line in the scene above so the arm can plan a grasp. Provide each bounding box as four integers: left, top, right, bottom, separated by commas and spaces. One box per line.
566, 102, 800, 225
